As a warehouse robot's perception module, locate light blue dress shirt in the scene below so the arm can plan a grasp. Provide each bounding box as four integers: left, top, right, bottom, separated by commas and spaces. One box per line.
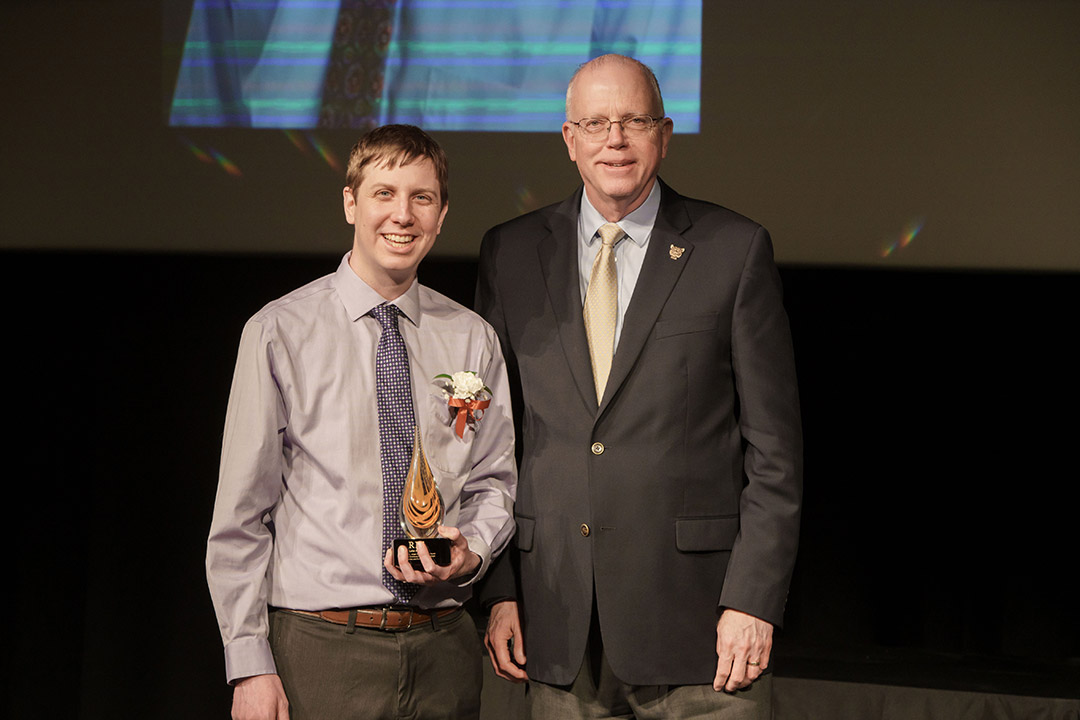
576, 181, 661, 350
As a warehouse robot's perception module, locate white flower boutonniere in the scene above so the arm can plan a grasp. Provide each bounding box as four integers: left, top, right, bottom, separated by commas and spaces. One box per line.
434, 371, 492, 439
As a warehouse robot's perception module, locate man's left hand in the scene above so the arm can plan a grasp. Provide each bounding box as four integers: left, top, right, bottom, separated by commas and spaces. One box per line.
713, 608, 773, 692
383, 525, 481, 585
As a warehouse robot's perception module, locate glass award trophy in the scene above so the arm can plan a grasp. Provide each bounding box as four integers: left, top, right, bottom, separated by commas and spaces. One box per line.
393, 426, 452, 569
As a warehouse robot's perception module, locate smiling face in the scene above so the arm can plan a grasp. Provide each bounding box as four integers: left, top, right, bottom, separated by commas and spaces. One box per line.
343, 156, 448, 300
562, 58, 674, 222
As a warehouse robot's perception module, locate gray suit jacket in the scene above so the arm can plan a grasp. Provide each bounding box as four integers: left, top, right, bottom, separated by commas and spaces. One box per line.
476, 180, 803, 686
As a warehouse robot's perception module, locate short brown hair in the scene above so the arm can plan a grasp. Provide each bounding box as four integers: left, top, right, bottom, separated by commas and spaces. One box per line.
345, 124, 449, 205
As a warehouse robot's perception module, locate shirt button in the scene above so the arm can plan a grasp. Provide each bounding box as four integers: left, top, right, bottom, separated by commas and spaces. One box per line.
580, 524, 591, 537
591, 442, 605, 455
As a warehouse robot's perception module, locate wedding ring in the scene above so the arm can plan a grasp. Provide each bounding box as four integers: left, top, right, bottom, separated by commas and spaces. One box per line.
747, 660, 761, 667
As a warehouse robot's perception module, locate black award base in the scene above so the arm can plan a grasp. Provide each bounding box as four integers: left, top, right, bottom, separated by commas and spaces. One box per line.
393, 537, 452, 570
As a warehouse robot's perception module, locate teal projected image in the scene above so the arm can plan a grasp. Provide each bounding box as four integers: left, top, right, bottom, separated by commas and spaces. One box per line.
169, 0, 701, 132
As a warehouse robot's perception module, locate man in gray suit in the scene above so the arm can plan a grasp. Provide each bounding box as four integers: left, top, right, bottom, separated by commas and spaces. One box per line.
475, 54, 803, 718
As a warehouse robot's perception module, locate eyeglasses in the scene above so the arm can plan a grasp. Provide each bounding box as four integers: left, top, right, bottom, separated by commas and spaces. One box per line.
569, 114, 664, 138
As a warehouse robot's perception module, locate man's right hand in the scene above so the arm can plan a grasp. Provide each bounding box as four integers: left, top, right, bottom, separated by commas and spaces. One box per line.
484, 600, 528, 683
232, 673, 289, 720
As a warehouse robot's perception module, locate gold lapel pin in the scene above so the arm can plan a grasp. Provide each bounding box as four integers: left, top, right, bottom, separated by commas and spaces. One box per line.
669, 244, 685, 260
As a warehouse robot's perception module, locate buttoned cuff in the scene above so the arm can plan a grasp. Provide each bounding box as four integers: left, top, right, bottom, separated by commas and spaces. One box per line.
224, 635, 277, 685
454, 535, 492, 587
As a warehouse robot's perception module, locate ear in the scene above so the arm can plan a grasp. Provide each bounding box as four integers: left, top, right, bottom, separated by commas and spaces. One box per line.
659, 117, 674, 159
343, 186, 356, 224
437, 201, 449, 234
562, 122, 577, 162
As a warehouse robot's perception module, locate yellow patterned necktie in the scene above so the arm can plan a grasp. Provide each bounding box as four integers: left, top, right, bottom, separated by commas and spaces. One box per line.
584, 223, 624, 404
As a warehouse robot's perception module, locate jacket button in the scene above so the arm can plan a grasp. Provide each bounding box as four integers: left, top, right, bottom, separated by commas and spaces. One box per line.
580, 524, 591, 537
591, 442, 605, 455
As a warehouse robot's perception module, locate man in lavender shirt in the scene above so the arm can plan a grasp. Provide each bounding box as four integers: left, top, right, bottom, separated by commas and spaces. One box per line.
207, 124, 517, 720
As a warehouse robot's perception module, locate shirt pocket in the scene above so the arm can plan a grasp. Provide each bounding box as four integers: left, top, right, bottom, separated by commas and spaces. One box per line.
422, 392, 476, 477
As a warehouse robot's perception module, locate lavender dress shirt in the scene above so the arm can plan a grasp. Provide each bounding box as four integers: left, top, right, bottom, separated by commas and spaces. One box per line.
207, 253, 517, 683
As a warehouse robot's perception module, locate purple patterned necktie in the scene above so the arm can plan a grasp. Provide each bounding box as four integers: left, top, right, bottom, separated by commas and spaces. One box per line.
318, 0, 398, 129
370, 303, 419, 603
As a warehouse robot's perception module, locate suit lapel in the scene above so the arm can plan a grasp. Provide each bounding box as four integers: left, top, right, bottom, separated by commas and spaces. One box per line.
599, 180, 693, 416
538, 190, 597, 413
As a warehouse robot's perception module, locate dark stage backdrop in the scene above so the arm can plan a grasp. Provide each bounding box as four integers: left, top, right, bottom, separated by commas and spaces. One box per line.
5, 252, 1078, 718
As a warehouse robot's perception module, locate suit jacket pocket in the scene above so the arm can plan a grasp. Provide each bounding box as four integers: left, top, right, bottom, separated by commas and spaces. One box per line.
515, 515, 535, 552
654, 312, 719, 339
675, 516, 739, 552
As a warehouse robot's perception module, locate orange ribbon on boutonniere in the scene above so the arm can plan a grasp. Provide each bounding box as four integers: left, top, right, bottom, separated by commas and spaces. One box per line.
447, 396, 491, 439
434, 371, 493, 440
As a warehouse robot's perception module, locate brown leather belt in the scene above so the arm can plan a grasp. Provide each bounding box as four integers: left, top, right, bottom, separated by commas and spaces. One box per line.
280, 606, 459, 631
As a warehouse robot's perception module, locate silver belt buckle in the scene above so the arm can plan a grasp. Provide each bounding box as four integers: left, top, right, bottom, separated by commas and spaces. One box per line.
380, 607, 415, 632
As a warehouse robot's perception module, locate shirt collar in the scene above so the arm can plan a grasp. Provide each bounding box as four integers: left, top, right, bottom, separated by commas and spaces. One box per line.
579, 180, 661, 248
333, 252, 422, 327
